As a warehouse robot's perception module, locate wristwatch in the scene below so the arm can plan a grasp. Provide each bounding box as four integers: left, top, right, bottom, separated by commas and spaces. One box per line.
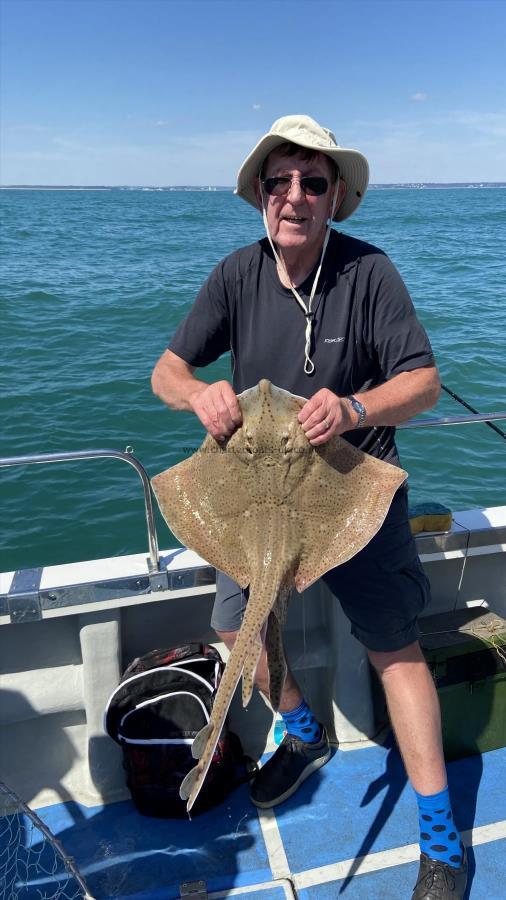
346, 395, 366, 428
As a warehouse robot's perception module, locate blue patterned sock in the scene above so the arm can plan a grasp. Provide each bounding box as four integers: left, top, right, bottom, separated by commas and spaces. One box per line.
281, 700, 322, 743
415, 786, 464, 868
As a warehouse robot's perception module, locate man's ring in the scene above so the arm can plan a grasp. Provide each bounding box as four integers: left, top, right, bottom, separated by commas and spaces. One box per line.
324, 418, 330, 430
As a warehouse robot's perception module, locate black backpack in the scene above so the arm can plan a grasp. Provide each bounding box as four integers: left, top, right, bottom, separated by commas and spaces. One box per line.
104, 643, 254, 817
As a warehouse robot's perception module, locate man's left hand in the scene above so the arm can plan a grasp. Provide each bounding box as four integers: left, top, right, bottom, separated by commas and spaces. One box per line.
298, 389, 357, 445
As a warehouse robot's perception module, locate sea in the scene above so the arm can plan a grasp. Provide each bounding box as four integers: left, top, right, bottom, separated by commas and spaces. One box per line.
1, 187, 505, 574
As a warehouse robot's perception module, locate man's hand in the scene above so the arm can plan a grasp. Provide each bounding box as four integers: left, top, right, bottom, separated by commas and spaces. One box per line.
297, 368, 441, 446
298, 389, 357, 446
189, 380, 243, 444
151, 352, 242, 443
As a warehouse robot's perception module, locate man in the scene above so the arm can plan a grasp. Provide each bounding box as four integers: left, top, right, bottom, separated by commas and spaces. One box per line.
152, 115, 467, 899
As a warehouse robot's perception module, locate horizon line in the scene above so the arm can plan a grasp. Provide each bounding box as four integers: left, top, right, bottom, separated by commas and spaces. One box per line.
2, 181, 506, 190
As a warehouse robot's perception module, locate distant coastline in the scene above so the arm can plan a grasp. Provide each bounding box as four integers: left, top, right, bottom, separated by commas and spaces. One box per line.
1, 182, 506, 191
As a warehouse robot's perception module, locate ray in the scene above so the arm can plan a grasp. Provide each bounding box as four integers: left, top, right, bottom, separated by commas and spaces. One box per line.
151, 379, 407, 812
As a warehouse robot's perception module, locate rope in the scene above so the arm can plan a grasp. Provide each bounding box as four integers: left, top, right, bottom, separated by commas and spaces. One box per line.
422, 615, 506, 667
470, 619, 506, 666
260, 178, 339, 375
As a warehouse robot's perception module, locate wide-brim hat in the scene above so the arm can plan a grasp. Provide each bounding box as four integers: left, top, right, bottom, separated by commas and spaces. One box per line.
235, 114, 369, 222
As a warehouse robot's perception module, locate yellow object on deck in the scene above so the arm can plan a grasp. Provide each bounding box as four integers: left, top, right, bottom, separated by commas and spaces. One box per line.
409, 502, 452, 534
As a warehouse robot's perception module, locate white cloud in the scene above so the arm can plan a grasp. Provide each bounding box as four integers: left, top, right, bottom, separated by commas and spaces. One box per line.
0, 127, 264, 185
411, 92, 428, 102
345, 110, 506, 182
449, 111, 506, 139
154, 120, 170, 127
252, 103, 261, 110
3, 114, 505, 184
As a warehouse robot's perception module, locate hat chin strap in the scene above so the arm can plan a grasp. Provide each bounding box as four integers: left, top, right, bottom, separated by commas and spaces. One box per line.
260, 179, 339, 375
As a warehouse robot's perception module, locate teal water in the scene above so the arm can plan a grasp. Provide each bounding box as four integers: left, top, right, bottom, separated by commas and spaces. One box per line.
1, 188, 505, 573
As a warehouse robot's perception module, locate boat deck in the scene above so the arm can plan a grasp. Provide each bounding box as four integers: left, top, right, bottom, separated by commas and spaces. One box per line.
1, 501, 505, 898
25, 735, 506, 899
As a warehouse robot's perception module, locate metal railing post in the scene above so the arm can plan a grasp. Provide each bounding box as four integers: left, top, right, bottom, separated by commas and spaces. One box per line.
0, 448, 160, 572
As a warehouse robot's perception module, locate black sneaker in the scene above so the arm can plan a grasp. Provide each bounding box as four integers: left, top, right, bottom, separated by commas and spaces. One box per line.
249, 727, 331, 809
411, 846, 468, 899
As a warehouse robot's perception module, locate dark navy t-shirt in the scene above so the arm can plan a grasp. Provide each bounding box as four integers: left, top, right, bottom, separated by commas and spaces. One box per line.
168, 230, 435, 463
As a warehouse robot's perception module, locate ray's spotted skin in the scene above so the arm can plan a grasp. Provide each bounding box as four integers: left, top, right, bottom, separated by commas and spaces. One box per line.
151, 380, 407, 812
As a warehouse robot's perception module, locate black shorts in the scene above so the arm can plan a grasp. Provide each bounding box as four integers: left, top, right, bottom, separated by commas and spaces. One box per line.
210, 487, 431, 653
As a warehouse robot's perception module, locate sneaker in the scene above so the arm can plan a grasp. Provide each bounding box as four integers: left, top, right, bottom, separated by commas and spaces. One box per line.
250, 727, 331, 809
411, 846, 468, 899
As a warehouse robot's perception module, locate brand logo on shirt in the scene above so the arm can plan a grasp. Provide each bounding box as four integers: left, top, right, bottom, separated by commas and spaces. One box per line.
324, 337, 345, 343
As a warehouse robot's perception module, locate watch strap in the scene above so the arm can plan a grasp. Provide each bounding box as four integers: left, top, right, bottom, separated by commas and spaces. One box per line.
346, 395, 366, 428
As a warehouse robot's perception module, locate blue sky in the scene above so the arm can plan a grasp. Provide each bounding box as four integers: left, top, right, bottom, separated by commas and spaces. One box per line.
1, 0, 505, 185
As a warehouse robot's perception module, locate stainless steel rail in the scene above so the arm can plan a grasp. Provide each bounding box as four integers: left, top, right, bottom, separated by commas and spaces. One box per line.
1, 415, 504, 571
441, 384, 506, 440
0, 448, 160, 572
397, 411, 506, 429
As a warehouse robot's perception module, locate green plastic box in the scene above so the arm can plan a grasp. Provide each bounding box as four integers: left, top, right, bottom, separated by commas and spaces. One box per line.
419, 609, 506, 760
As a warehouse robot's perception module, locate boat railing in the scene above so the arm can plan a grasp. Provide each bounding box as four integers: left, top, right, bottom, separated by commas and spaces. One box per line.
398, 410, 506, 432
0, 447, 160, 571
1, 411, 505, 623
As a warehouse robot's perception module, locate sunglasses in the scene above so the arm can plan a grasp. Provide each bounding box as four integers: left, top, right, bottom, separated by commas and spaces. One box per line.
262, 175, 329, 197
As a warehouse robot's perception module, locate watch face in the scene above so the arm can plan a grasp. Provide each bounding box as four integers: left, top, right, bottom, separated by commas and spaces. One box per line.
347, 396, 365, 425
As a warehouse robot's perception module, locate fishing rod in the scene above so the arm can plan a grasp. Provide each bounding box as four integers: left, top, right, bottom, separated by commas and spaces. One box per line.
441, 384, 506, 441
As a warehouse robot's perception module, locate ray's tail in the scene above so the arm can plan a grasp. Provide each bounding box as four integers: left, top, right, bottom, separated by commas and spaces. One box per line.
180, 573, 285, 813
180, 606, 264, 812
